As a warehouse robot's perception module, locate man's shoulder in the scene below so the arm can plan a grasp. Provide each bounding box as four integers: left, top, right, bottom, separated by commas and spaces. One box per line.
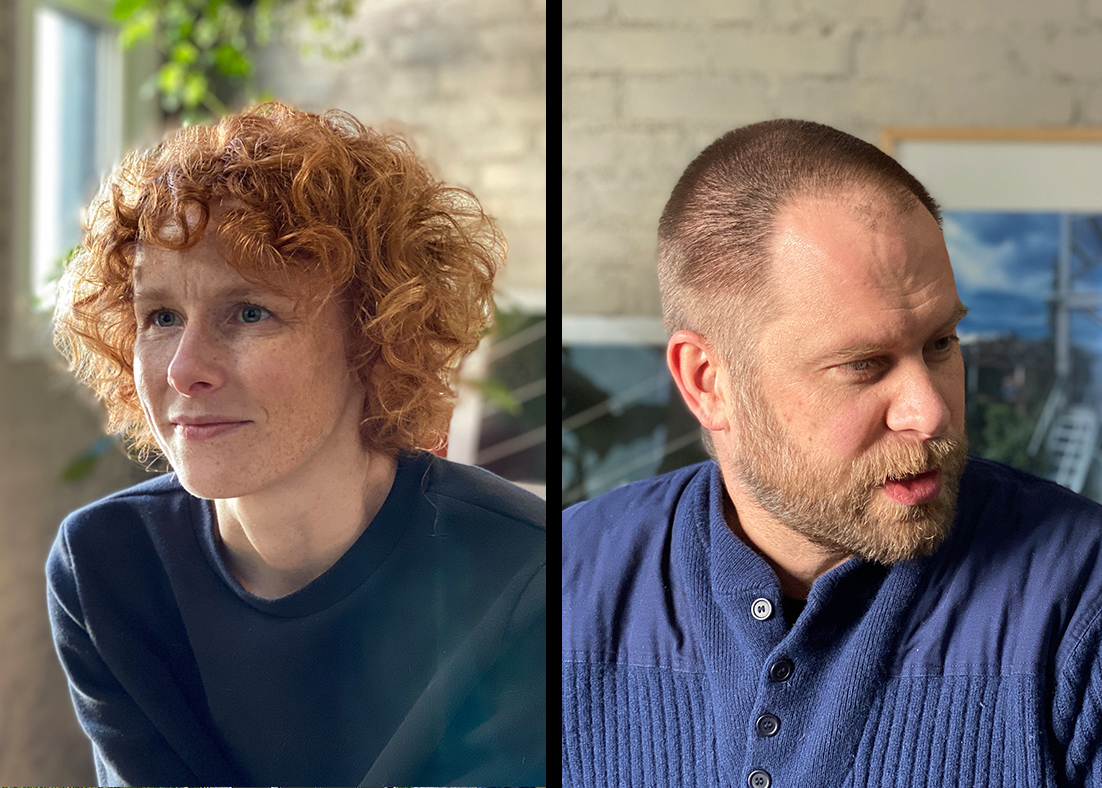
563, 461, 710, 554
958, 455, 1102, 536
563, 462, 712, 667
921, 457, 1102, 664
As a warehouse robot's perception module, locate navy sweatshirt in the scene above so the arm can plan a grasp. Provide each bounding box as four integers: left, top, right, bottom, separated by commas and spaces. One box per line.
48, 451, 546, 787
562, 457, 1102, 787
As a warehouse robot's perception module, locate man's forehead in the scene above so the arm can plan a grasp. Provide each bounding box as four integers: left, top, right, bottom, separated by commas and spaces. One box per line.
772, 189, 946, 282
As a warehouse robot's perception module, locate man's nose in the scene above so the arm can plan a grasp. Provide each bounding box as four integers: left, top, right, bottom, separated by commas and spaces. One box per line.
166, 324, 226, 395
884, 360, 951, 439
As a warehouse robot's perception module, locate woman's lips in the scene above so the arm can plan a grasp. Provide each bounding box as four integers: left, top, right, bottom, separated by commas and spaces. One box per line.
881, 469, 942, 506
173, 421, 249, 441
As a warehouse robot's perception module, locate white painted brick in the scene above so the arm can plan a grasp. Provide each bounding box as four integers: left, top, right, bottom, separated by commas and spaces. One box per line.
564, 29, 710, 74
561, 0, 1102, 319
769, 78, 875, 133
497, 228, 545, 290
454, 124, 531, 160
617, 0, 760, 23
922, 78, 1076, 126
849, 78, 938, 128
480, 24, 545, 61
764, 0, 911, 25
483, 161, 546, 192
624, 76, 772, 124
1026, 31, 1102, 79
562, 127, 684, 176
709, 29, 854, 77
563, 76, 619, 123
562, 233, 637, 313
574, 172, 671, 226
564, 0, 614, 24
856, 31, 1013, 81
922, 0, 1081, 28
440, 61, 537, 95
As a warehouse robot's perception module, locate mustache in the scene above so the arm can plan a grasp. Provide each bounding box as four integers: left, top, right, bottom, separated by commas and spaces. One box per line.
851, 428, 969, 489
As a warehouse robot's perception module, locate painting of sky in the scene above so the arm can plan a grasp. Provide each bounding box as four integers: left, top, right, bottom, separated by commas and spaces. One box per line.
946, 211, 1102, 355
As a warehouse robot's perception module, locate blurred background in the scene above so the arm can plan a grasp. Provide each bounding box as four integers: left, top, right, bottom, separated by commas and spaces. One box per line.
0, 0, 545, 782
562, 0, 1102, 508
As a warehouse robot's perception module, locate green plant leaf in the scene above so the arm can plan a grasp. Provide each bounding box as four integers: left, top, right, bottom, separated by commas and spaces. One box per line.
473, 378, 523, 416
171, 40, 201, 65
61, 436, 117, 482
213, 43, 250, 76
182, 70, 209, 108
111, 0, 146, 21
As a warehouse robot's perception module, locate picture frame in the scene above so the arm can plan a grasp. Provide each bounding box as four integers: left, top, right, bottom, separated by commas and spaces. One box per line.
881, 127, 1102, 500
880, 126, 1102, 212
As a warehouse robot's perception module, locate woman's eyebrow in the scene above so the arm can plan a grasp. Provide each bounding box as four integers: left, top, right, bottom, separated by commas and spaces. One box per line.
131, 283, 277, 304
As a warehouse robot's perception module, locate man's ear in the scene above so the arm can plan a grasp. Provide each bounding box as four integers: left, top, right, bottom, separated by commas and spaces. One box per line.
667, 330, 730, 433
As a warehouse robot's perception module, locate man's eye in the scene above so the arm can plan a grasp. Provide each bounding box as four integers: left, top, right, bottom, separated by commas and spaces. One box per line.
929, 334, 959, 355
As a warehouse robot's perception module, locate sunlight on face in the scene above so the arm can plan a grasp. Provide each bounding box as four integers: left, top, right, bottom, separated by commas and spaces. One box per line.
721, 190, 969, 563
132, 227, 367, 501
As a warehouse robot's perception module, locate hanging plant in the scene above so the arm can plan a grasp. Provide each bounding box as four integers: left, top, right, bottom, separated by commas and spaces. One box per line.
112, 0, 362, 125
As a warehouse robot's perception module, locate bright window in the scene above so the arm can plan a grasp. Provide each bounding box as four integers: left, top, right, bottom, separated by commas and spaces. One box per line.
10, 0, 136, 360
31, 4, 122, 311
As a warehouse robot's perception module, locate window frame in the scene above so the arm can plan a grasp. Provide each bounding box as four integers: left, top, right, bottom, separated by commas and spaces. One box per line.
9, 0, 156, 362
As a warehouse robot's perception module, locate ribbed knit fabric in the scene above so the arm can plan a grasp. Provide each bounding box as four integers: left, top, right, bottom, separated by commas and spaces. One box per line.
562, 457, 1102, 787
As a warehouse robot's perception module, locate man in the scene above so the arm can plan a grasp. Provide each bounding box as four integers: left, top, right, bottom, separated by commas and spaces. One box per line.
562, 119, 1102, 786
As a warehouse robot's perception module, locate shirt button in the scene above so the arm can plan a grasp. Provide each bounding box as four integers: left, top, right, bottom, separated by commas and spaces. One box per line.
756, 712, 781, 737
748, 769, 772, 788
769, 658, 794, 682
751, 597, 774, 621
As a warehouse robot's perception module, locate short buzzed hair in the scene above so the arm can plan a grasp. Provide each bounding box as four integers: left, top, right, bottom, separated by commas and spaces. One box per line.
657, 119, 942, 368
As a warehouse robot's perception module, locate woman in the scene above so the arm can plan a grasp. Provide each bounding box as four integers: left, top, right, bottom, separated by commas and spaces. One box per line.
48, 103, 546, 787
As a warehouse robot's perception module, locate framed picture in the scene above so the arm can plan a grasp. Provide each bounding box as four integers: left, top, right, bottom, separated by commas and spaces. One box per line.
561, 316, 709, 508
882, 127, 1102, 500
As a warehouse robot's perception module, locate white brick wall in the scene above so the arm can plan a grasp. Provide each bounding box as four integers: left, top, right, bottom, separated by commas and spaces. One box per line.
261, 0, 545, 297
563, 0, 1102, 316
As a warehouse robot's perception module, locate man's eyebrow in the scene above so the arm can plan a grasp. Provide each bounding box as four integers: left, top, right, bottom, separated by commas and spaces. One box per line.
944, 302, 970, 328
819, 302, 970, 362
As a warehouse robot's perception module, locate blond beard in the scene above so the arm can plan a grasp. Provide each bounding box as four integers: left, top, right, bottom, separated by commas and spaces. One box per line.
720, 375, 968, 565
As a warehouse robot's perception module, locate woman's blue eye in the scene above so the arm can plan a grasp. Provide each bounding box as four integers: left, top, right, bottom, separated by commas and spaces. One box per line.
153, 311, 177, 328
238, 305, 270, 323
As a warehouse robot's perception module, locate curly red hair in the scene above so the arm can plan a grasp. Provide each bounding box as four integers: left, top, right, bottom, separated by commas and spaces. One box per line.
54, 102, 504, 460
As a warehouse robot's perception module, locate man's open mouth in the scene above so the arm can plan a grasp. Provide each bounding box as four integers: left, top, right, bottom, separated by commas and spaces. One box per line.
882, 469, 942, 505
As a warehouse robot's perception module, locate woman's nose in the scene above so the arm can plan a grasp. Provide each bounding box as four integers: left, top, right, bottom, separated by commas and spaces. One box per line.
166, 324, 226, 395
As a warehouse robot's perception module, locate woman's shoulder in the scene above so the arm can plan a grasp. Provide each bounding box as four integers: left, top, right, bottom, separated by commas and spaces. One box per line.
417, 453, 545, 533
51, 473, 191, 577
59, 473, 187, 535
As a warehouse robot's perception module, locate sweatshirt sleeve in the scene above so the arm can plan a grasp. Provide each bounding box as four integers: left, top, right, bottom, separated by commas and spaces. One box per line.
45, 523, 219, 786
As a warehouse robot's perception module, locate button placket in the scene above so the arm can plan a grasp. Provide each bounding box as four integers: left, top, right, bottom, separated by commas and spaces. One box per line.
743, 596, 784, 788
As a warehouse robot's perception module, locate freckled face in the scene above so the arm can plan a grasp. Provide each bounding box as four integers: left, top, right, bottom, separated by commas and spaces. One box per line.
132, 230, 366, 500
